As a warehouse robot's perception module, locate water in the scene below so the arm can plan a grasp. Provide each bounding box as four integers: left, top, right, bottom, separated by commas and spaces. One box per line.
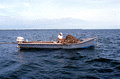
0, 29, 120, 79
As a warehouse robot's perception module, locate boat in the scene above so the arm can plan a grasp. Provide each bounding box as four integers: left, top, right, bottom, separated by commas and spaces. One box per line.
16, 37, 98, 49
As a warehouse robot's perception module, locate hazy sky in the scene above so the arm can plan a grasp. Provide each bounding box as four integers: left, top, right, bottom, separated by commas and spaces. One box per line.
0, 0, 120, 29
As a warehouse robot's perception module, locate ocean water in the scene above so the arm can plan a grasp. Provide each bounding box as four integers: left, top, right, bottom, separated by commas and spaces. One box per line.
0, 29, 120, 79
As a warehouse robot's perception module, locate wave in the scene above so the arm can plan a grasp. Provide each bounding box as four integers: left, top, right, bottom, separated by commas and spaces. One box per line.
86, 58, 112, 63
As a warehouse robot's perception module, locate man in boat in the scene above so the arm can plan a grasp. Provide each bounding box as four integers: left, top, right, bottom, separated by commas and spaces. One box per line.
57, 32, 64, 43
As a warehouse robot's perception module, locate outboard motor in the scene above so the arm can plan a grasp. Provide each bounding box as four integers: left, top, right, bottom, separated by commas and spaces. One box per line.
16, 37, 24, 43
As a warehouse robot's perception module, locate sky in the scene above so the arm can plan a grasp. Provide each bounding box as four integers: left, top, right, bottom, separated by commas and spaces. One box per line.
0, 0, 120, 29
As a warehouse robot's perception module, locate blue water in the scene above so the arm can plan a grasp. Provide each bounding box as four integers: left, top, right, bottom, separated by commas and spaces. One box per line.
0, 29, 120, 79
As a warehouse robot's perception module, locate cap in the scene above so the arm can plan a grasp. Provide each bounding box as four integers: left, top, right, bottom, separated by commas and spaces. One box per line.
60, 32, 63, 35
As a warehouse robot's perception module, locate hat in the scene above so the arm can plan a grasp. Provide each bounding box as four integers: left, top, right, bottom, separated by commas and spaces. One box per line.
60, 32, 63, 35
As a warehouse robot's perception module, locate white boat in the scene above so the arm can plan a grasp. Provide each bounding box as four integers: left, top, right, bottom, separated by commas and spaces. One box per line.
16, 37, 98, 49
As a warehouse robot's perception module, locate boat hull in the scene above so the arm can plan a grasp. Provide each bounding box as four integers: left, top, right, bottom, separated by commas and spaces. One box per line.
18, 38, 96, 49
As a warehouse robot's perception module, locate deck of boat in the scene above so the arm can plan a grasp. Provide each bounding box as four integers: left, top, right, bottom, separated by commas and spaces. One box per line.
19, 37, 96, 45
21, 41, 62, 45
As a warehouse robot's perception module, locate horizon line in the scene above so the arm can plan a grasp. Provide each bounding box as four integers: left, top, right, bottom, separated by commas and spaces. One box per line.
0, 28, 120, 30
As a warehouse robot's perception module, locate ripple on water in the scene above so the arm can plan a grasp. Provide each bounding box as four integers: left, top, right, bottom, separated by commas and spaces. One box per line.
86, 58, 112, 63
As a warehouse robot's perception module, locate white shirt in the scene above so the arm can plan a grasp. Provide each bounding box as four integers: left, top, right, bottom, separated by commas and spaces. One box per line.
58, 35, 63, 39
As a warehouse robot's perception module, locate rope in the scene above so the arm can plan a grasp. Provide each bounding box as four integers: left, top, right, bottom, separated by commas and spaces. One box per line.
96, 37, 99, 47
93, 37, 99, 47
0, 42, 17, 44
